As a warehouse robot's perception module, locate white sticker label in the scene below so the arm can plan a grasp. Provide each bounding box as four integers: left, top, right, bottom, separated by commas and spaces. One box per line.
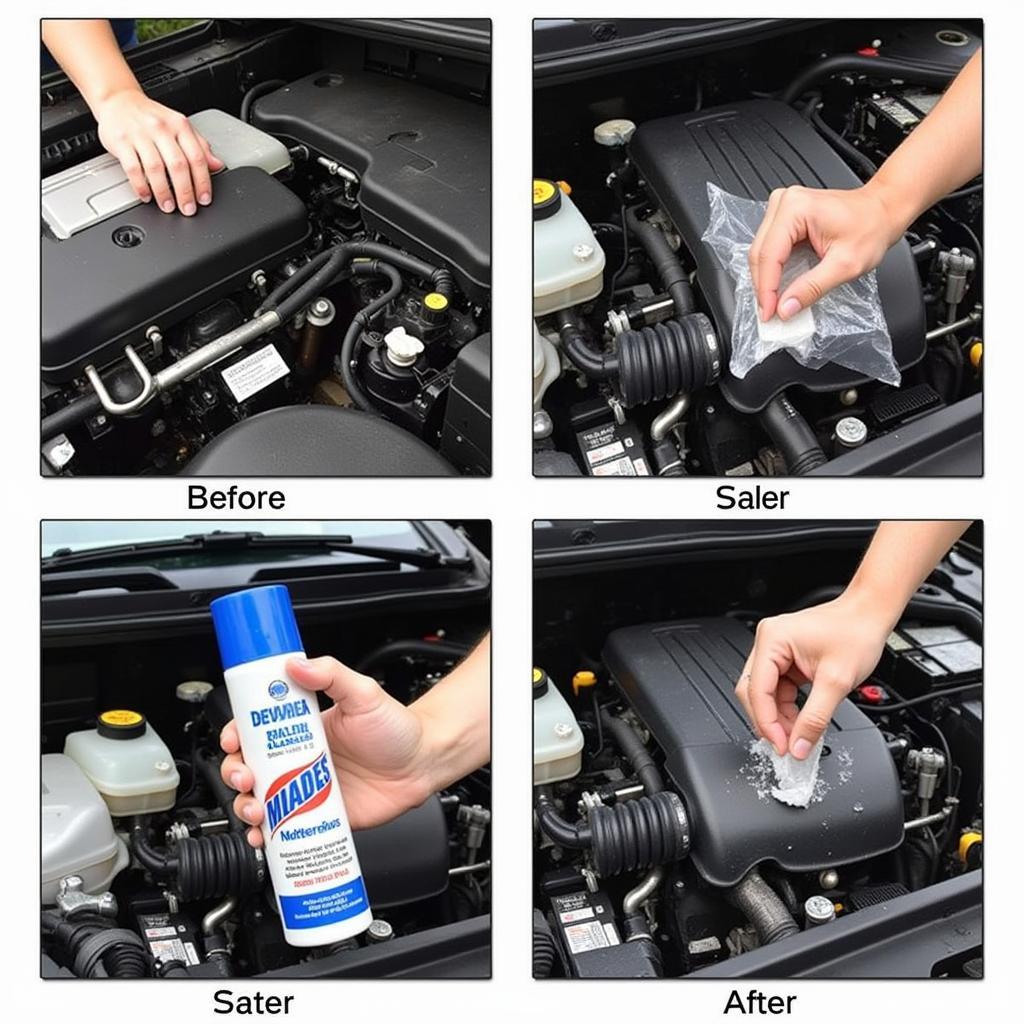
564, 920, 611, 954
221, 344, 289, 402
928, 641, 982, 674
903, 625, 968, 647
559, 907, 595, 924
587, 440, 625, 466
149, 936, 200, 966
593, 456, 637, 476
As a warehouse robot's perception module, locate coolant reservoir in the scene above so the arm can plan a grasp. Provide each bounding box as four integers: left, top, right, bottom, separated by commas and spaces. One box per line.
41, 754, 129, 904
533, 179, 605, 315
64, 710, 180, 816
533, 668, 584, 784
533, 322, 561, 409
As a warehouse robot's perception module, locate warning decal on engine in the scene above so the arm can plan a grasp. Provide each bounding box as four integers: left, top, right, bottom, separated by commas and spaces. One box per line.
221, 344, 289, 403
564, 920, 612, 954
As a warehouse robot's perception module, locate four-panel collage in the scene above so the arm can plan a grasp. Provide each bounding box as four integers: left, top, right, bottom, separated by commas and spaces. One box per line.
36, 11, 986, 997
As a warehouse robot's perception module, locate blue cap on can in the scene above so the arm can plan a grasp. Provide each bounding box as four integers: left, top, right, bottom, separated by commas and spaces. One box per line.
210, 585, 304, 670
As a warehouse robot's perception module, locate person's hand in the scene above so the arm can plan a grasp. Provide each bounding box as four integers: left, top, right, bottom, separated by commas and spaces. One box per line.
735, 592, 891, 760
94, 88, 224, 215
748, 184, 900, 323
220, 656, 437, 846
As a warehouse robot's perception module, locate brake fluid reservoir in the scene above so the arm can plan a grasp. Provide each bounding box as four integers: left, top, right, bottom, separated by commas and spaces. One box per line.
533, 668, 584, 784
64, 711, 180, 816
533, 179, 605, 315
210, 584, 372, 947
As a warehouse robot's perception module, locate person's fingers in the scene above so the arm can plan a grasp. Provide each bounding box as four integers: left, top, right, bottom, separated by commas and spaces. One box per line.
285, 656, 385, 717
749, 189, 784, 315
747, 627, 791, 756
233, 792, 265, 830
245, 825, 264, 848
135, 137, 175, 213
110, 142, 151, 202
777, 249, 861, 321
219, 719, 240, 754
788, 667, 847, 759
220, 751, 254, 795
153, 129, 198, 214
776, 677, 800, 736
176, 124, 213, 208
197, 132, 226, 174
734, 654, 756, 733
754, 200, 802, 323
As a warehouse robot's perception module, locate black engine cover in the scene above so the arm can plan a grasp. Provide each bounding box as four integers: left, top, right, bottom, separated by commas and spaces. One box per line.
252, 71, 490, 300
603, 618, 904, 887
630, 100, 926, 413
41, 167, 309, 384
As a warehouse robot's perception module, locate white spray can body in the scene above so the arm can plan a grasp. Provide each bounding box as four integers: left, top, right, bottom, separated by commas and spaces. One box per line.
212, 585, 372, 947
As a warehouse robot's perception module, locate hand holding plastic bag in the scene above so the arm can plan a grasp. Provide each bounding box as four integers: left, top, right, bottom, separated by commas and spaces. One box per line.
701, 183, 900, 386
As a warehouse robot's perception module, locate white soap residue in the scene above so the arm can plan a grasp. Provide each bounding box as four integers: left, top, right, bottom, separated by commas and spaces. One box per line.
747, 737, 824, 808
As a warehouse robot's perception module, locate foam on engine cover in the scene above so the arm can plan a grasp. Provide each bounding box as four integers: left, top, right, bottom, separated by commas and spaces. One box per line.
602, 618, 904, 887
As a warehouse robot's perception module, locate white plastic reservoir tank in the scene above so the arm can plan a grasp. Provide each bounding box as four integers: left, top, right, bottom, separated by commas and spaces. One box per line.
64, 710, 180, 816
533, 668, 584, 784
41, 753, 129, 904
533, 179, 605, 316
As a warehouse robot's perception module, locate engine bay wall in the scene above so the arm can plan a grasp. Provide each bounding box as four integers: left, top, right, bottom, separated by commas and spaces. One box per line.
602, 617, 904, 886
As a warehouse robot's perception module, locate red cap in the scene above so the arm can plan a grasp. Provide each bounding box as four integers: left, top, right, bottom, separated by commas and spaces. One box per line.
857, 684, 886, 704
857, 46, 879, 57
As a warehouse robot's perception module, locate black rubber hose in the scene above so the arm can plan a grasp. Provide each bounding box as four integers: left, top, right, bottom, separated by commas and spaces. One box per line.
155, 959, 191, 977
195, 750, 247, 831
616, 314, 719, 407
780, 55, 956, 106
356, 638, 470, 676
239, 79, 286, 123
626, 206, 695, 315
806, 106, 879, 179
726, 868, 800, 944
339, 261, 404, 413
600, 710, 664, 795
556, 310, 617, 379
589, 791, 691, 876
535, 791, 592, 849
175, 832, 266, 902
70, 926, 150, 978
131, 821, 176, 877
533, 909, 558, 978
41, 391, 103, 443
759, 393, 828, 474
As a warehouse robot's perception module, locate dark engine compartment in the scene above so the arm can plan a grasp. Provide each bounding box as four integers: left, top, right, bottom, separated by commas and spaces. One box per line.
40, 19, 491, 476
533, 19, 982, 477
533, 522, 982, 978
41, 538, 491, 979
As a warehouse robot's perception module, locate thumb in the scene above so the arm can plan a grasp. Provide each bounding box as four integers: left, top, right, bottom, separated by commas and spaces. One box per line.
776, 251, 855, 320
788, 673, 845, 759
285, 655, 384, 718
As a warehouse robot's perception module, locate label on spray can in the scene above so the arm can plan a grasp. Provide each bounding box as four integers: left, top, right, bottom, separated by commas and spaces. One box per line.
211, 585, 372, 945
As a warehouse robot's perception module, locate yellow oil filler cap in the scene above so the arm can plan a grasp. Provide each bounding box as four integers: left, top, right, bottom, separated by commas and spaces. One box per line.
969, 341, 983, 370
958, 830, 982, 867
97, 709, 147, 740
533, 178, 562, 220
572, 670, 597, 696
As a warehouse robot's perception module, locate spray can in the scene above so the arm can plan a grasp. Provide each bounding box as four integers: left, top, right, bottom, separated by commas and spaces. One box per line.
210, 584, 372, 946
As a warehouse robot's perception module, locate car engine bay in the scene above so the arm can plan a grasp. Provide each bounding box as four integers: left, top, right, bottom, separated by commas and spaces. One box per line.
40, 20, 491, 476
41, 522, 492, 979
533, 20, 982, 477
533, 522, 982, 978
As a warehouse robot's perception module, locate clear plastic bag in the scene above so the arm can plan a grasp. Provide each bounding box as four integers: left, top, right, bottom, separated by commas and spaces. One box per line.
701, 183, 900, 386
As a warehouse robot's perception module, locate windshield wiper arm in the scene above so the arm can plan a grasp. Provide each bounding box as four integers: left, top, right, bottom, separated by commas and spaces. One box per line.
42, 531, 471, 572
